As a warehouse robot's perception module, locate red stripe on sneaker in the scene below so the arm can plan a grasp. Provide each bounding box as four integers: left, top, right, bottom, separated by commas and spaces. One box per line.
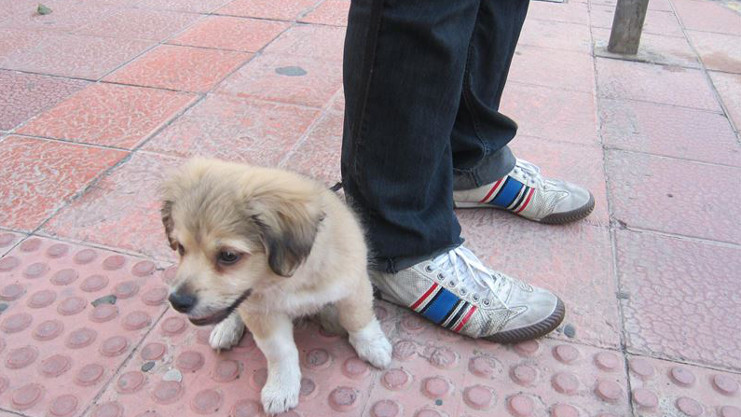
478, 178, 504, 204
454, 305, 477, 332
410, 283, 439, 311
514, 188, 535, 214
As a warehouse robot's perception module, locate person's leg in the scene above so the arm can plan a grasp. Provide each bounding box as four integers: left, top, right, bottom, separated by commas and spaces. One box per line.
342, 0, 480, 273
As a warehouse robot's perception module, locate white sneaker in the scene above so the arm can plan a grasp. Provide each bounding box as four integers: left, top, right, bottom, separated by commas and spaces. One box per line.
454, 159, 594, 224
371, 246, 564, 342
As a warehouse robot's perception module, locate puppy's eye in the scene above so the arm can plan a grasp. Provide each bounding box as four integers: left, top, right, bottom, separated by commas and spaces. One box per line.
217, 250, 241, 265
177, 244, 185, 256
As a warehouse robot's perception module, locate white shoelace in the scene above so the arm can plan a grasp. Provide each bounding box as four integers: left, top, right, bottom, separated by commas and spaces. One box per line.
514, 159, 545, 188
430, 246, 512, 310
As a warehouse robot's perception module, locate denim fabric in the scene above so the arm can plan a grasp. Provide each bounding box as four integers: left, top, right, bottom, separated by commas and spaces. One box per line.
342, 0, 529, 272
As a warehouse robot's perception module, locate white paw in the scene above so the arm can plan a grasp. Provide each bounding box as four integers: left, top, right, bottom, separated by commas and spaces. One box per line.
209, 313, 245, 351
261, 378, 300, 415
349, 319, 392, 369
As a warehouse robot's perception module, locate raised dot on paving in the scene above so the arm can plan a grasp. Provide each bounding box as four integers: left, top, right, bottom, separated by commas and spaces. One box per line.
151, 380, 183, 404
75, 363, 105, 386
401, 315, 426, 333
117, 371, 146, 394
92, 401, 124, 417
342, 357, 370, 379
33, 319, 64, 341
161, 316, 187, 335
508, 394, 535, 417
300, 377, 317, 398
469, 355, 500, 378
114, 281, 140, 299
463, 385, 495, 410
0, 283, 25, 300
80, 274, 109, 292
212, 359, 240, 382
20, 238, 41, 252
595, 379, 623, 402
720, 406, 741, 417
48, 394, 78, 417
329, 386, 359, 412
74, 249, 98, 264
676, 397, 703, 416
103, 255, 126, 270
6, 345, 39, 369
123, 311, 152, 331
712, 374, 739, 396
27, 289, 57, 308
514, 340, 540, 357
550, 403, 579, 417
304, 348, 331, 369
392, 340, 417, 361
670, 366, 696, 387
39, 354, 72, 377
191, 388, 222, 414
511, 364, 537, 386
90, 304, 119, 323
132, 260, 156, 276
426, 346, 458, 369
628, 357, 655, 380
24, 262, 49, 278
2, 312, 33, 333
141, 342, 167, 361
553, 345, 580, 364
51, 268, 79, 285
251, 368, 267, 388
372, 399, 401, 417
12, 383, 44, 410
46, 243, 70, 258
551, 372, 579, 395
57, 296, 87, 315
382, 368, 412, 391
0, 233, 16, 247
415, 409, 444, 417
423, 376, 451, 399
632, 388, 658, 410
142, 287, 168, 306
0, 256, 20, 272
100, 335, 129, 357
176, 351, 204, 372
594, 352, 620, 371
232, 400, 261, 417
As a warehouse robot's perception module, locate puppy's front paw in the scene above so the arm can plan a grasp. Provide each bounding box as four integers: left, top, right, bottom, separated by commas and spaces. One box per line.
261, 379, 300, 415
349, 319, 392, 369
209, 313, 245, 351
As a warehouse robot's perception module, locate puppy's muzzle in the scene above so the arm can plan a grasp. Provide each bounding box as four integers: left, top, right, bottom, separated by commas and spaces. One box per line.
168, 289, 253, 326
168, 290, 196, 313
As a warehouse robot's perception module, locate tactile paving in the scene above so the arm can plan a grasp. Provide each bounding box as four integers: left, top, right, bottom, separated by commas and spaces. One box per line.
0, 236, 170, 416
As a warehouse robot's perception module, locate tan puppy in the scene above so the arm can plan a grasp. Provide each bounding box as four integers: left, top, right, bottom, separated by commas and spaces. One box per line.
161, 158, 392, 414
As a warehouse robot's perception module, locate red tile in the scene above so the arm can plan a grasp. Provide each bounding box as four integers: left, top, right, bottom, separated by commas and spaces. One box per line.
672, 0, 741, 36
687, 31, 741, 74
75, 8, 201, 41
42, 153, 181, 261
136, 0, 232, 13
519, 19, 592, 54
298, 0, 350, 26
527, 1, 590, 25
216, 0, 319, 21
617, 229, 741, 369
592, 28, 700, 69
596, 58, 720, 111
709, 71, 741, 130
105, 45, 251, 92
606, 150, 741, 244
142, 94, 320, 165
0, 28, 45, 60
0, 70, 89, 131
590, 6, 685, 37
18, 83, 197, 149
169, 16, 289, 52
282, 111, 342, 183
509, 45, 595, 93
263, 24, 346, 61
0, 136, 127, 231
500, 83, 599, 146
0, 0, 119, 33
600, 99, 741, 166
458, 212, 619, 347
217, 53, 342, 107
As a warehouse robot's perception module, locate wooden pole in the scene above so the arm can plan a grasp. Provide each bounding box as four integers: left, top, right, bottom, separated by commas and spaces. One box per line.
607, 0, 650, 55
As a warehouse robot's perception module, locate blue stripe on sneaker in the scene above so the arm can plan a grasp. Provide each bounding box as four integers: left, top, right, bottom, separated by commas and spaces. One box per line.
420, 288, 459, 324
491, 177, 524, 208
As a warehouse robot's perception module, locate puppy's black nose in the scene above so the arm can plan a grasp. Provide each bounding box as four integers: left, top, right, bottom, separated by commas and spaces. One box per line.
168, 291, 196, 313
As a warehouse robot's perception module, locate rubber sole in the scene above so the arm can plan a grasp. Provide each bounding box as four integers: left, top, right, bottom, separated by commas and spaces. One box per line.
454, 192, 596, 225
484, 297, 566, 344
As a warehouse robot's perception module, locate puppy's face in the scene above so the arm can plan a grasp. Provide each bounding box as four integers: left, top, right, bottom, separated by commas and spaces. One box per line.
161, 158, 324, 326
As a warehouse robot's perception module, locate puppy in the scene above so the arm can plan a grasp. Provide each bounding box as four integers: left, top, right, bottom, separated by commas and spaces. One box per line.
160, 158, 392, 414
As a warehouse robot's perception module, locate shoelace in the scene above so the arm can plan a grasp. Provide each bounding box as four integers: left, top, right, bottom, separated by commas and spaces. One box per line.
514, 159, 545, 188
430, 246, 513, 310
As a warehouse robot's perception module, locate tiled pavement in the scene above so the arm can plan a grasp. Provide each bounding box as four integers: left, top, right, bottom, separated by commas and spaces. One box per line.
0, 0, 739, 416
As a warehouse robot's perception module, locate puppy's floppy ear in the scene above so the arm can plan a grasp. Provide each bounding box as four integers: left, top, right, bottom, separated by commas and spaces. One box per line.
161, 200, 176, 250
250, 195, 324, 278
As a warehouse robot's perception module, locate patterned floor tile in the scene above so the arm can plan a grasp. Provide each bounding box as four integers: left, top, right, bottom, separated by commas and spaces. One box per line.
600, 98, 741, 166
501, 82, 599, 146
263, 24, 346, 61
605, 150, 741, 244
0, 136, 127, 231
527, 1, 590, 25
709, 71, 741, 131
672, 0, 741, 36
143, 94, 321, 165
0, 70, 89, 131
298, 0, 350, 26
509, 45, 595, 93
0, 236, 170, 416
617, 229, 741, 370
0, 28, 46, 61
0, 0, 119, 33
0, 33, 154, 80
41, 153, 183, 262
169, 16, 289, 52
282, 111, 342, 184
105, 45, 251, 93
75, 8, 201, 42
216, 0, 320, 21
687, 31, 741, 74
17, 83, 197, 149
596, 58, 720, 111
217, 53, 342, 108
519, 19, 593, 54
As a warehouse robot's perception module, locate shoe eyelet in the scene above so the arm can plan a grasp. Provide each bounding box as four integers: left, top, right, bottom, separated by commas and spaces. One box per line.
450, 280, 456, 287
437, 273, 444, 281
483, 299, 490, 306
425, 265, 434, 273
473, 294, 479, 301
460, 289, 467, 296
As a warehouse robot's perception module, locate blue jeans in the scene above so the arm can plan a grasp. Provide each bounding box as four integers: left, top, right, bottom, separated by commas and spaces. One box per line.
341, 0, 529, 272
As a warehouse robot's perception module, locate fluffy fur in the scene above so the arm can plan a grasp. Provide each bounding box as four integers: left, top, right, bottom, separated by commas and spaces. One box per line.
161, 158, 391, 415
